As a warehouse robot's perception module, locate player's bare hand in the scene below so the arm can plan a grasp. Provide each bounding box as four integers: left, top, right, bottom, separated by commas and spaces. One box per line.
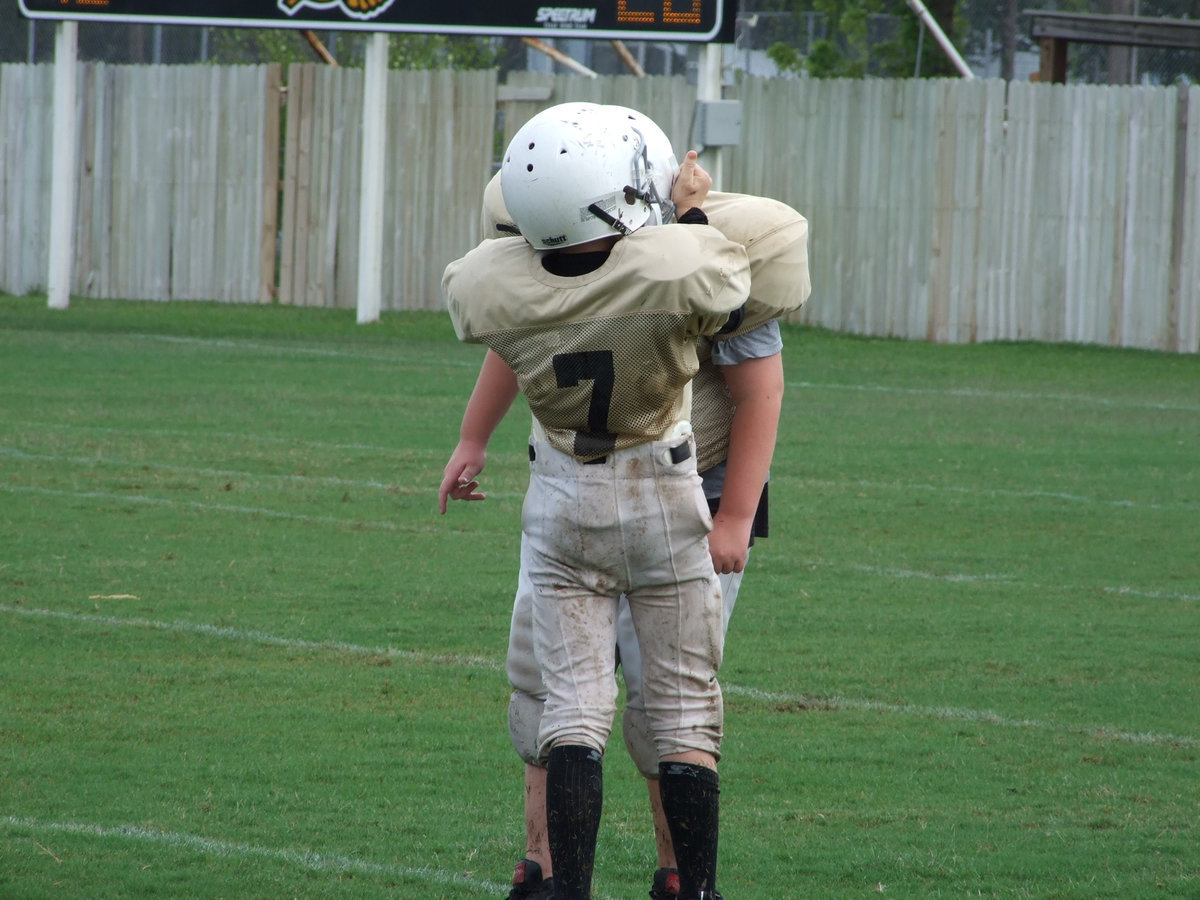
441, 476, 485, 512
671, 150, 712, 218
707, 512, 752, 575
438, 442, 488, 514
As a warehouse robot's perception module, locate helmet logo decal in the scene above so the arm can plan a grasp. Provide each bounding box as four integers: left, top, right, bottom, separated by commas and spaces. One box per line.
278, 0, 397, 22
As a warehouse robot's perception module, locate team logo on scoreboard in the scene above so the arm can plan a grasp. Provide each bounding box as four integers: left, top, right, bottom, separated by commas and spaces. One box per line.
277, 0, 398, 22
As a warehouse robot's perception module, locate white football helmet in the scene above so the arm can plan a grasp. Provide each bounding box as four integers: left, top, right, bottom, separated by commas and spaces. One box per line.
605, 105, 679, 226
501, 103, 658, 250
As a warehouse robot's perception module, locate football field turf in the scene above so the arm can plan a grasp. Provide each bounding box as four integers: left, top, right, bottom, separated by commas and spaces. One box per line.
2, 294, 1197, 898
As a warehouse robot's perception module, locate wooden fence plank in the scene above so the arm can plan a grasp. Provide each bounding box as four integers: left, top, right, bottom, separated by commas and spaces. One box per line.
291, 62, 315, 307
0, 66, 52, 294
259, 64, 281, 304
278, 63, 301, 306
1181, 85, 1200, 352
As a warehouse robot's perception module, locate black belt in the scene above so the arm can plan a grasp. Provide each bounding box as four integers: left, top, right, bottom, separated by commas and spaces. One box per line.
528, 442, 691, 466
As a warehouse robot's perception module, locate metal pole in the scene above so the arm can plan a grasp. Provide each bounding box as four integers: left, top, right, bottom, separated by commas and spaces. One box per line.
610, 39, 646, 76
520, 36, 599, 78
915, 21, 926, 77
697, 43, 728, 190
303, 30, 339, 66
903, 0, 975, 78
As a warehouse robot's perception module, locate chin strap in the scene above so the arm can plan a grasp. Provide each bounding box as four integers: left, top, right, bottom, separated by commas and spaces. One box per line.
586, 202, 634, 235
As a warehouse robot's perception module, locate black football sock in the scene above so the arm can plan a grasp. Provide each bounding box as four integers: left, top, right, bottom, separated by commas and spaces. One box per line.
546, 744, 603, 899
659, 761, 720, 898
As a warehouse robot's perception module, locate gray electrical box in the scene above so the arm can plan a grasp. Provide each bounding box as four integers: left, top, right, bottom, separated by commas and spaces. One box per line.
694, 100, 743, 147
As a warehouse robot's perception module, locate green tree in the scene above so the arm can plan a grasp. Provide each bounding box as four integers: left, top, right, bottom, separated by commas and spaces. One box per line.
208, 29, 497, 69
209, 28, 322, 67
386, 34, 497, 70
759, 0, 964, 78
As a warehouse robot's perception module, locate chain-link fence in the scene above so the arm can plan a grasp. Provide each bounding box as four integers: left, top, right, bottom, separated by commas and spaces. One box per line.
3, 3, 1198, 83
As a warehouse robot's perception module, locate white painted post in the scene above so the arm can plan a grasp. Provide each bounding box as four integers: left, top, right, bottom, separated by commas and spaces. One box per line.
697, 43, 728, 190
356, 32, 389, 324
48, 21, 78, 310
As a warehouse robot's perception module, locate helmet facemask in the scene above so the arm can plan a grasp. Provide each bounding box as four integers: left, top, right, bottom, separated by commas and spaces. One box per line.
606, 106, 679, 227
624, 129, 676, 227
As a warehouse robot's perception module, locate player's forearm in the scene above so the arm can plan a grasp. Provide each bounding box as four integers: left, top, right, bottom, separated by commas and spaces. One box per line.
718, 398, 780, 523
459, 349, 520, 445
717, 354, 784, 523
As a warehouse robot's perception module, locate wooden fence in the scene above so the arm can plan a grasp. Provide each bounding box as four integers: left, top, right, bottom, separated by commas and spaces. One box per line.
733, 76, 1200, 353
277, 65, 496, 310
0, 62, 280, 304
1, 64, 1196, 352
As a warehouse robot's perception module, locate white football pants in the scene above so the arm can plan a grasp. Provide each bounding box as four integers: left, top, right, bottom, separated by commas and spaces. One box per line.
520, 435, 724, 762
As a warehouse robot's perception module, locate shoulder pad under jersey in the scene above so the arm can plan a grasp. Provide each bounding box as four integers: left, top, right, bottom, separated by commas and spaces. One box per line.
442, 237, 533, 342
442, 225, 750, 343
702, 192, 811, 335
479, 171, 520, 242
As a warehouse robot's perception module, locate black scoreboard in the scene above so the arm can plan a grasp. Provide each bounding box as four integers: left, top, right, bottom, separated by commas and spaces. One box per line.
18, 0, 738, 43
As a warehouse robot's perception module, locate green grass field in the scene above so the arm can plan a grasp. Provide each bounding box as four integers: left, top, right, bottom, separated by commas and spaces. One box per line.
1, 293, 1197, 899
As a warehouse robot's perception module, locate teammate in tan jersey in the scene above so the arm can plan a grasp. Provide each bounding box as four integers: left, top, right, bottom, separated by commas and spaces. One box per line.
443, 106, 809, 900
443, 104, 748, 900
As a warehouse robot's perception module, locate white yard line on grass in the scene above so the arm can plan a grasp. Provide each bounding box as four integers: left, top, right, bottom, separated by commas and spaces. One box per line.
5, 605, 1196, 750
4, 482, 1191, 602
0, 447, 430, 495
4, 445, 1183, 512
4, 421, 449, 459
787, 380, 1200, 413
1, 483, 516, 535
6, 327, 1192, 411
9, 330, 485, 369
837, 561, 1200, 603
0, 815, 544, 898
721, 684, 1200, 749
782, 474, 1185, 512
6, 605, 501, 671
5, 482, 1194, 602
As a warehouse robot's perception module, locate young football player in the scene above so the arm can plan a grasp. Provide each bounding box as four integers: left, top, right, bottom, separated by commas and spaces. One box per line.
441, 106, 810, 899
443, 102, 747, 900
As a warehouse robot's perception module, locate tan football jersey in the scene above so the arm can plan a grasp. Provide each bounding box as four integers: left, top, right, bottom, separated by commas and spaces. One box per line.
443, 227, 751, 460
481, 174, 810, 332
688, 193, 810, 471
477, 175, 809, 471
701, 192, 811, 332
689, 336, 735, 473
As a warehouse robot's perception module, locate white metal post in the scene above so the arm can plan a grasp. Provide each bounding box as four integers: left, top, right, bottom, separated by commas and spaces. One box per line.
48, 21, 78, 310
356, 32, 389, 324
697, 43, 727, 190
